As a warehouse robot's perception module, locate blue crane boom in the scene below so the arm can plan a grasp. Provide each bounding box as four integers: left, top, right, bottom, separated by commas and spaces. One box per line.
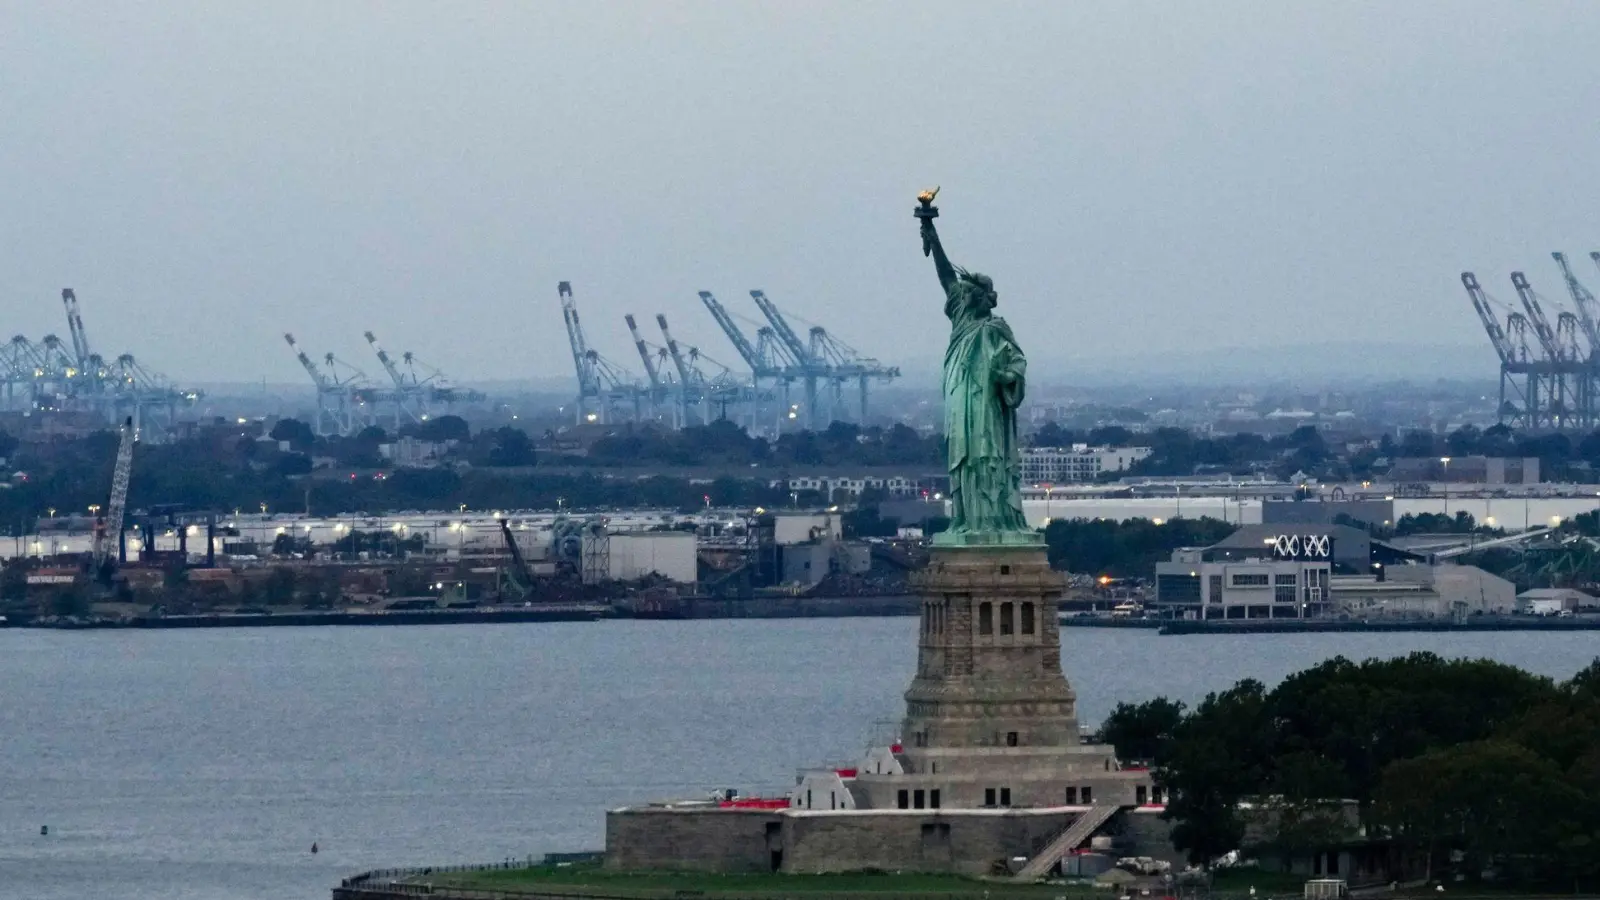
697, 291, 768, 375
1552, 253, 1600, 356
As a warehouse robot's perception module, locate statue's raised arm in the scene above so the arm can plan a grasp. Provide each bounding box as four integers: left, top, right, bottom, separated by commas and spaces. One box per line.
915, 187, 958, 297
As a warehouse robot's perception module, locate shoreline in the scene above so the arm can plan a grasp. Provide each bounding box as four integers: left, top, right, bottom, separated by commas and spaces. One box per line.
1060, 614, 1600, 634
2, 594, 923, 630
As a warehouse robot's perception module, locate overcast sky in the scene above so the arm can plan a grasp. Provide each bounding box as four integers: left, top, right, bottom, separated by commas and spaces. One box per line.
3, 2, 1599, 385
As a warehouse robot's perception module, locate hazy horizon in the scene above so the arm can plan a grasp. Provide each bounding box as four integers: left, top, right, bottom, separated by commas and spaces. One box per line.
5, 2, 1599, 385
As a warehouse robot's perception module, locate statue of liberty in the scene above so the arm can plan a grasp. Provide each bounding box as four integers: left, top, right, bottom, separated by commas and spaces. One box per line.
915, 188, 1038, 545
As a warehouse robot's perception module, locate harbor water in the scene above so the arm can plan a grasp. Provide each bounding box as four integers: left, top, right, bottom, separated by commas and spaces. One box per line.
2, 620, 1596, 900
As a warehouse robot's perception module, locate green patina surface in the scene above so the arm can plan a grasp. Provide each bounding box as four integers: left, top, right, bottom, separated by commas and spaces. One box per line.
916, 190, 1037, 548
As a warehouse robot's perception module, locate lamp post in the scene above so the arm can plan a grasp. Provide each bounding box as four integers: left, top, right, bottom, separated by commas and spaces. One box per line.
1439, 457, 1451, 520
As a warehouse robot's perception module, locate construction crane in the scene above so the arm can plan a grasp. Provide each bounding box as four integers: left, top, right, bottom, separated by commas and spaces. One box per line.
498, 518, 536, 601
93, 416, 135, 570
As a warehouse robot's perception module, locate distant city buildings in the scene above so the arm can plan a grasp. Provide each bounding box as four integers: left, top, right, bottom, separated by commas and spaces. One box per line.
785, 475, 916, 500
1021, 444, 1151, 484
1387, 455, 1540, 485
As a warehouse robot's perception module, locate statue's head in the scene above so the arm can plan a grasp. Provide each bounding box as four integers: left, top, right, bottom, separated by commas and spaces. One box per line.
957, 270, 998, 316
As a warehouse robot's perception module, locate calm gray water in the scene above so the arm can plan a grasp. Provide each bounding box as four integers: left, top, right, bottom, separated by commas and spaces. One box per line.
2, 620, 1596, 900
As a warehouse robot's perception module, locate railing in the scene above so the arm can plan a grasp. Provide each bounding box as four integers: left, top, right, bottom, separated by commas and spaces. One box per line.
341, 854, 603, 889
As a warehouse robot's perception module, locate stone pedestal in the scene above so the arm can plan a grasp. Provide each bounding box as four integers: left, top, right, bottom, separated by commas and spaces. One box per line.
852, 545, 1143, 811
902, 546, 1079, 753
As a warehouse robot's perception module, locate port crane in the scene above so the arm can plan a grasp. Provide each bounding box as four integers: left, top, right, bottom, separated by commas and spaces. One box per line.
558, 282, 643, 424
284, 333, 367, 436
625, 314, 676, 425
1511, 271, 1587, 428
1463, 272, 1542, 428
749, 290, 825, 427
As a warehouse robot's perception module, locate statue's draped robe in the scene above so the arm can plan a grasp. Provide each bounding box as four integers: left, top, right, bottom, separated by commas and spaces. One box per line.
942, 288, 1029, 535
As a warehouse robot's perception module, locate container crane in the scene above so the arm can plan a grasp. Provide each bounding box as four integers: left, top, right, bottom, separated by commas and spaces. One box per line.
401, 350, 484, 408
557, 282, 641, 424
749, 290, 825, 426
625, 314, 673, 424
656, 315, 757, 427
61, 289, 93, 372
47, 289, 193, 434
1552, 253, 1600, 356
284, 333, 363, 436
1463, 272, 1542, 428
657, 314, 701, 426
364, 330, 428, 426
699, 291, 800, 428
697, 292, 770, 376
559, 281, 599, 424
807, 325, 902, 422
1512, 271, 1585, 427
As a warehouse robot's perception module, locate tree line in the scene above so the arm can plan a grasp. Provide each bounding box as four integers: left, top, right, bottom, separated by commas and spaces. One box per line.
1042, 516, 1238, 577
1101, 653, 1600, 888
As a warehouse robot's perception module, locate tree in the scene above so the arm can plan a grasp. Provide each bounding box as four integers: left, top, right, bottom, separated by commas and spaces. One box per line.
486, 426, 535, 467
1088, 425, 1134, 446
1375, 740, 1582, 880
1265, 653, 1554, 803
409, 414, 470, 443
842, 505, 899, 538
1100, 698, 1186, 763
1158, 679, 1273, 865
1446, 424, 1483, 458
1399, 430, 1440, 458
1044, 516, 1238, 577
268, 418, 316, 450
1255, 751, 1356, 866
0, 558, 31, 601
275, 452, 313, 476
1030, 421, 1074, 448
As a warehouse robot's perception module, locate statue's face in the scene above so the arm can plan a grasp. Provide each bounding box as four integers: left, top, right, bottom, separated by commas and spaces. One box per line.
963, 274, 998, 315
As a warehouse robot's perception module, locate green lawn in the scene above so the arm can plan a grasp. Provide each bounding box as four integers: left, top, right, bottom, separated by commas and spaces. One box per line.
1209, 868, 1310, 894
425, 861, 1100, 897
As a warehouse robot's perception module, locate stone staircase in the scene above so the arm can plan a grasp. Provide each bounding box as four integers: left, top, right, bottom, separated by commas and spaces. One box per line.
1012, 803, 1123, 881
